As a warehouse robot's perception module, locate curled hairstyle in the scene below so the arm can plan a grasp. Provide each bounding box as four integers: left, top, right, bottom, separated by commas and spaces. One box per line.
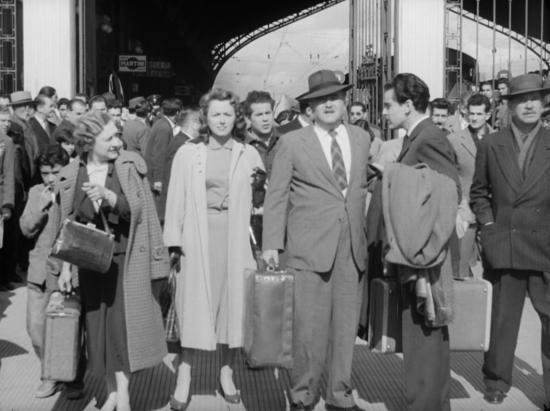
198, 88, 247, 143
243, 90, 275, 117
384, 73, 430, 113
73, 110, 112, 153
38, 144, 69, 168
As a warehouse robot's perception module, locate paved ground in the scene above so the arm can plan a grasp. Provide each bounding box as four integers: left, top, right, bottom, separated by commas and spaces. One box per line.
0, 282, 547, 411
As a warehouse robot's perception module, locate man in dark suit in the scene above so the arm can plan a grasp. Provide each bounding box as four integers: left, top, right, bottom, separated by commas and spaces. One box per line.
470, 73, 550, 410
29, 95, 56, 157
382, 73, 459, 411
121, 97, 151, 156
143, 98, 180, 218
263, 69, 370, 411
276, 99, 312, 136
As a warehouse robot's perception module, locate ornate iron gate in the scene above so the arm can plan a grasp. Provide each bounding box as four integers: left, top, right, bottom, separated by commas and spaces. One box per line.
0, 0, 17, 93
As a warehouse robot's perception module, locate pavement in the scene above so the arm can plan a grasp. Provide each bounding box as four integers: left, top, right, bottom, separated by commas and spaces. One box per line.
0, 281, 547, 411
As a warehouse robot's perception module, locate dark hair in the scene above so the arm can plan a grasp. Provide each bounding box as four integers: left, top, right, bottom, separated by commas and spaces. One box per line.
243, 90, 275, 117
467, 93, 491, 112
135, 100, 151, 118
38, 144, 69, 168
74, 93, 88, 104
55, 128, 76, 144
162, 98, 181, 117
480, 81, 492, 90
430, 98, 451, 112
34, 94, 52, 108
384, 73, 430, 113
275, 109, 298, 124
198, 88, 246, 143
38, 86, 57, 99
496, 78, 510, 87
353, 118, 375, 141
57, 98, 70, 108
108, 99, 122, 110
350, 101, 367, 112
89, 95, 107, 107
298, 100, 310, 115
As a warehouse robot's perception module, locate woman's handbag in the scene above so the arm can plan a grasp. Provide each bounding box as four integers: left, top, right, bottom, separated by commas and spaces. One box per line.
50, 207, 115, 274
164, 268, 180, 344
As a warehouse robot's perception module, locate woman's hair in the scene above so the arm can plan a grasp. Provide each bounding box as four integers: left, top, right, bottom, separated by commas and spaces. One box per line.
55, 127, 76, 145
198, 88, 246, 143
38, 144, 70, 168
57, 97, 70, 109
73, 110, 112, 153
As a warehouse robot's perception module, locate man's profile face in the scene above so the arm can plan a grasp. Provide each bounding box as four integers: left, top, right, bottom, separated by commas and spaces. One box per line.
509, 92, 543, 125
68, 102, 86, 125
37, 97, 54, 117
349, 105, 366, 123
431, 108, 449, 129
108, 107, 122, 123
481, 84, 493, 98
468, 104, 491, 130
497, 83, 509, 96
0, 112, 10, 134
248, 102, 274, 137
310, 91, 347, 127
91, 101, 107, 113
382, 88, 408, 130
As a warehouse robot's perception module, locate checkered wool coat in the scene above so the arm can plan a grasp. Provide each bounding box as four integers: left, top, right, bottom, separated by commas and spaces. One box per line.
55, 150, 169, 372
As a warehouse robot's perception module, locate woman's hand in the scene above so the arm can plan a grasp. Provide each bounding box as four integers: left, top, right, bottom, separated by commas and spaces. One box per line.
82, 182, 108, 203
169, 247, 183, 272
58, 263, 73, 292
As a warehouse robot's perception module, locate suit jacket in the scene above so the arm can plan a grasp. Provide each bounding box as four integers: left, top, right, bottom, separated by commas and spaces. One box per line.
263, 124, 370, 272
277, 117, 304, 136
122, 118, 150, 156
447, 127, 492, 222
144, 117, 174, 186
28, 116, 55, 156
470, 125, 550, 271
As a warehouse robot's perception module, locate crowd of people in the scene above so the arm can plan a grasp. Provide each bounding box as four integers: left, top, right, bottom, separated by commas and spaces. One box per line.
0, 66, 549, 411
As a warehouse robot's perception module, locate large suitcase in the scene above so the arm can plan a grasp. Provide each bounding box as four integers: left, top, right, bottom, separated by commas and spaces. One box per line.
368, 277, 492, 353
244, 267, 294, 369
42, 292, 81, 382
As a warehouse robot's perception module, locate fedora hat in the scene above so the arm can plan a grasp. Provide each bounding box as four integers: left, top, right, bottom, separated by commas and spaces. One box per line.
9, 90, 33, 106
508, 73, 545, 97
296, 69, 352, 101
128, 96, 146, 110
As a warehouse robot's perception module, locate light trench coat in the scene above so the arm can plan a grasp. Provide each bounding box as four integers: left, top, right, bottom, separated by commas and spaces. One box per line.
163, 138, 263, 350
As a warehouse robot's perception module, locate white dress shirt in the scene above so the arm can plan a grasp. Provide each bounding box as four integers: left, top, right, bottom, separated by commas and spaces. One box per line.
314, 123, 351, 195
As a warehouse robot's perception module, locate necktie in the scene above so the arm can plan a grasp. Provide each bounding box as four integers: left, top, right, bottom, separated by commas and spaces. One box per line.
329, 130, 347, 191
398, 134, 410, 160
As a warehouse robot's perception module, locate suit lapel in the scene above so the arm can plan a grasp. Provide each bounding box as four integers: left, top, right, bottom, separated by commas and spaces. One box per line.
302, 126, 342, 196
345, 124, 360, 193
517, 129, 550, 197
494, 128, 522, 194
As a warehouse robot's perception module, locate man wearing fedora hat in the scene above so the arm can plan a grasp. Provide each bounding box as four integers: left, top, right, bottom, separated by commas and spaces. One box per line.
471, 73, 550, 409
262, 69, 370, 411
10, 91, 39, 182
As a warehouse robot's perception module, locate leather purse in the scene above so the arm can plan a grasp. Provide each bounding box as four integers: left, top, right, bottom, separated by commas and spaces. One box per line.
50, 207, 115, 274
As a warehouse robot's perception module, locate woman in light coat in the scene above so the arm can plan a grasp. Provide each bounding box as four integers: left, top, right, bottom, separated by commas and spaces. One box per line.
57, 110, 169, 411
164, 88, 263, 410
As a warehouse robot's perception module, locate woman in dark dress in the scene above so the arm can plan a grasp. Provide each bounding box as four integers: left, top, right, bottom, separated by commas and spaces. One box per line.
57, 110, 168, 411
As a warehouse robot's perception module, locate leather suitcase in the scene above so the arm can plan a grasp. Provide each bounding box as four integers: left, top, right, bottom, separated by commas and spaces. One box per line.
368, 277, 492, 353
449, 278, 492, 351
244, 267, 294, 369
42, 292, 81, 382
368, 277, 402, 353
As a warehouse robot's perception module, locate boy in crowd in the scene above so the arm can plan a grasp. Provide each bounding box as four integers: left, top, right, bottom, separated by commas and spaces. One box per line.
20, 145, 84, 399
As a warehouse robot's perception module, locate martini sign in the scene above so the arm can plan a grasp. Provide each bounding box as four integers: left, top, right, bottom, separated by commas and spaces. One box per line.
119, 55, 147, 72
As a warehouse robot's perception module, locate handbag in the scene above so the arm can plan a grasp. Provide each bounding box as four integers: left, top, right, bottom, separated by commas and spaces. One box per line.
164, 268, 180, 344
50, 206, 115, 274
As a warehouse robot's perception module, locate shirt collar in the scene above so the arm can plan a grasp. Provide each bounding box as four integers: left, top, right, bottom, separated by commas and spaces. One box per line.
314, 123, 345, 137
407, 115, 429, 136
209, 136, 234, 151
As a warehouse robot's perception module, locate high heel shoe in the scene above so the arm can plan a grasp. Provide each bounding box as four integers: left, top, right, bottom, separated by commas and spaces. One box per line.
218, 383, 241, 404
170, 394, 191, 411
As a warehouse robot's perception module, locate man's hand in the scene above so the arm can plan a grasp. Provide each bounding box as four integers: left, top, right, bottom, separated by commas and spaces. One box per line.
1, 207, 12, 220
262, 249, 279, 268
153, 182, 162, 194
58, 263, 73, 293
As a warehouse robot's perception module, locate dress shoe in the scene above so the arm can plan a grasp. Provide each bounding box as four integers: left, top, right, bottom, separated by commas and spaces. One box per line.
35, 380, 60, 398
170, 394, 191, 411
483, 388, 506, 404
325, 404, 366, 411
218, 383, 241, 404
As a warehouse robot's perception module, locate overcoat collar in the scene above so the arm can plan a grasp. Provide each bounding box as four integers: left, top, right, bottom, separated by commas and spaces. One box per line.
397, 118, 432, 162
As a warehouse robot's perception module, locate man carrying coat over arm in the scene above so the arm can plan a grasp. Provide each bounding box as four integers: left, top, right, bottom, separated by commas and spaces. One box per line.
470, 73, 550, 410
262, 69, 370, 411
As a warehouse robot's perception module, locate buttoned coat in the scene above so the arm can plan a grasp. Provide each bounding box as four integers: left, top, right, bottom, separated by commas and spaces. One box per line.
163, 138, 263, 350
262, 124, 370, 273
470, 126, 550, 271
55, 150, 169, 372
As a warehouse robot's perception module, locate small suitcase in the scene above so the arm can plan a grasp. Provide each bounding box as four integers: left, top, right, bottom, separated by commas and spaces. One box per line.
244, 267, 294, 369
368, 277, 492, 353
368, 277, 402, 353
42, 292, 81, 382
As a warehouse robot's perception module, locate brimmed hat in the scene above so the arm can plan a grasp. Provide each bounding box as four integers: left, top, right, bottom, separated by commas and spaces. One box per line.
508, 73, 545, 97
9, 91, 33, 107
296, 69, 352, 101
128, 96, 146, 110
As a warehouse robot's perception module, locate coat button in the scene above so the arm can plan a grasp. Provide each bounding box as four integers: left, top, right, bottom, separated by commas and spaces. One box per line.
140, 246, 146, 252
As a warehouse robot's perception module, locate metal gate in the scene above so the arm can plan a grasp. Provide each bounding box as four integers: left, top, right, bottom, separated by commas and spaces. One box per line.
0, 0, 18, 93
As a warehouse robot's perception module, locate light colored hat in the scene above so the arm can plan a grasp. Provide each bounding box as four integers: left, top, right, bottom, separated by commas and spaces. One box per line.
9, 91, 33, 106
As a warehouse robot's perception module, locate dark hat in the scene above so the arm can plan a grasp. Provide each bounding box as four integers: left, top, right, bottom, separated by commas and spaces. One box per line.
128, 96, 146, 109
147, 94, 162, 105
9, 91, 33, 107
296, 69, 352, 101
508, 73, 545, 98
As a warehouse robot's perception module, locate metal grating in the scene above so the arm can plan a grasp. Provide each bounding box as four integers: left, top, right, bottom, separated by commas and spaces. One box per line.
0, 0, 16, 93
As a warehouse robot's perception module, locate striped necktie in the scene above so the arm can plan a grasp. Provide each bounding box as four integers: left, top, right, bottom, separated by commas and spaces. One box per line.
329, 129, 347, 191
